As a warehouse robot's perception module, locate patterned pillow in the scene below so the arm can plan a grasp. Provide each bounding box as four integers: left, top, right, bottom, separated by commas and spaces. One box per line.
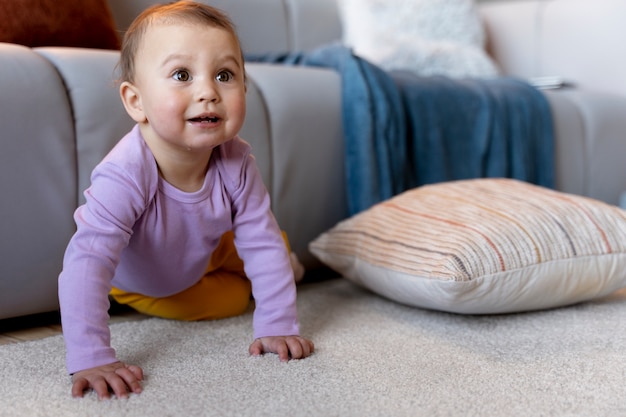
309, 178, 626, 314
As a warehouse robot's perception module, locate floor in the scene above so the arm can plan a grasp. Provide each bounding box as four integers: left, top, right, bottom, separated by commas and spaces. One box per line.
0, 305, 147, 346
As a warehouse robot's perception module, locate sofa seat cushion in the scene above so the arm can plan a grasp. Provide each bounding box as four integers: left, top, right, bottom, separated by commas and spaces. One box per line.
0, 0, 120, 49
310, 178, 626, 314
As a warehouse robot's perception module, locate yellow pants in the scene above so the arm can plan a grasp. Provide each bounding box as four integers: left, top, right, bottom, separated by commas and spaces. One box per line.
110, 231, 290, 321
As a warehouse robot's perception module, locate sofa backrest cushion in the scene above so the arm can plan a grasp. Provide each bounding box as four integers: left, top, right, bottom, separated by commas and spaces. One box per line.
107, 0, 342, 54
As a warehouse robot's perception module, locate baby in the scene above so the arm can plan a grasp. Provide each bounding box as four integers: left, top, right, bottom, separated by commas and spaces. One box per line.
58, 1, 313, 400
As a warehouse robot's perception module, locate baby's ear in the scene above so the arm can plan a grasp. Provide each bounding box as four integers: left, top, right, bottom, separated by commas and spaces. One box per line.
119, 81, 147, 123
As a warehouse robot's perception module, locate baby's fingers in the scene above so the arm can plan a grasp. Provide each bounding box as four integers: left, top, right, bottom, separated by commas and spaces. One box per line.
249, 336, 314, 361
71, 377, 91, 398
91, 377, 111, 400
73, 375, 111, 400
249, 339, 264, 356
286, 337, 314, 359
248, 338, 289, 360
70, 362, 144, 400
126, 364, 144, 381
114, 366, 143, 396
276, 341, 290, 362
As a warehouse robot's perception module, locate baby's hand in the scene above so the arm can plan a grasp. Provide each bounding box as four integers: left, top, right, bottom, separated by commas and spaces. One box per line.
249, 335, 314, 362
71, 361, 144, 399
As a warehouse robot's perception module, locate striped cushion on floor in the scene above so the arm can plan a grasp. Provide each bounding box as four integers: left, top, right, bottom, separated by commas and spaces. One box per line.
310, 178, 626, 314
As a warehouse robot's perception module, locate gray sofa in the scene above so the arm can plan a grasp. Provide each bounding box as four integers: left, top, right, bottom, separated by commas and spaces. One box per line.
2, 0, 626, 320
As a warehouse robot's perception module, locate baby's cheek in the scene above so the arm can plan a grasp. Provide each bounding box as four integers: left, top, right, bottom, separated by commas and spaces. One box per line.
159, 98, 186, 114
232, 95, 247, 128
149, 101, 185, 128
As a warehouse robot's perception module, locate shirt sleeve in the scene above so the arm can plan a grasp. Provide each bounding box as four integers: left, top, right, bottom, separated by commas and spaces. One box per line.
58, 160, 150, 374
219, 139, 300, 339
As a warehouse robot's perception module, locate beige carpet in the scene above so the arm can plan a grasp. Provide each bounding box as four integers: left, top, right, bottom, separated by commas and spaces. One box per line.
3, 278, 626, 416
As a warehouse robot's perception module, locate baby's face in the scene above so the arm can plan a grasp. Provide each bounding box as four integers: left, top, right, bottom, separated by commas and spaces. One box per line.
130, 21, 246, 154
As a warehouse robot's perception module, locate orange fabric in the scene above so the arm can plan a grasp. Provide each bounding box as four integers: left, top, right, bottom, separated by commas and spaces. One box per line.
110, 272, 251, 321
110, 231, 291, 321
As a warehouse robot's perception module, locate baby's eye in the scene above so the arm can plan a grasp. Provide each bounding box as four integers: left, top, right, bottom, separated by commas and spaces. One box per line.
173, 70, 191, 82
215, 70, 233, 83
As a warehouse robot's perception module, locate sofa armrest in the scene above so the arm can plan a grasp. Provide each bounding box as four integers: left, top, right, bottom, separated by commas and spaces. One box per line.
546, 89, 626, 206
480, 0, 626, 96
0, 43, 77, 318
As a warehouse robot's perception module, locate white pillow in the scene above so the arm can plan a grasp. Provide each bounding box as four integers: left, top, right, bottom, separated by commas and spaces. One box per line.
309, 178, 626, 314
338, 0, 499, 78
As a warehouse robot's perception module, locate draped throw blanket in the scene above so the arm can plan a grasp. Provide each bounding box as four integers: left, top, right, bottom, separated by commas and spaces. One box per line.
247, 44, 554, 216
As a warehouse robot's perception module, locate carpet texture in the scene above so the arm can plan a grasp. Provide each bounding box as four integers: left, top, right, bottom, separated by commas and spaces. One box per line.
3, 278, 626, 416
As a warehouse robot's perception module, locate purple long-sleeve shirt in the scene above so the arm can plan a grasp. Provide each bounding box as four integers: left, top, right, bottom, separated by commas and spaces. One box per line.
58, 125, 299, 374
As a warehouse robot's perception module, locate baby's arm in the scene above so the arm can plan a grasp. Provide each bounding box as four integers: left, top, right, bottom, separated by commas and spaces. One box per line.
249, 336, 315, 362
224, 139, 314, 362
71, 361, 144, 399
59, 156, 149, 387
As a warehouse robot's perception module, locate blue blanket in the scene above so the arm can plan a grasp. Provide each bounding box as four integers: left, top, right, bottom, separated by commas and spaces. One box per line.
247, 44, 554, 216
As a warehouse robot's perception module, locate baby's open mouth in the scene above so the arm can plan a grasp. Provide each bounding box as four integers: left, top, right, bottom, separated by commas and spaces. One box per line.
189, 116, 220, 123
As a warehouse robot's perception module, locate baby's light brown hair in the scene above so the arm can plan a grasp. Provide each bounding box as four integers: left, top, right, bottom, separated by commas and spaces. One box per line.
118, 1, 244, 84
